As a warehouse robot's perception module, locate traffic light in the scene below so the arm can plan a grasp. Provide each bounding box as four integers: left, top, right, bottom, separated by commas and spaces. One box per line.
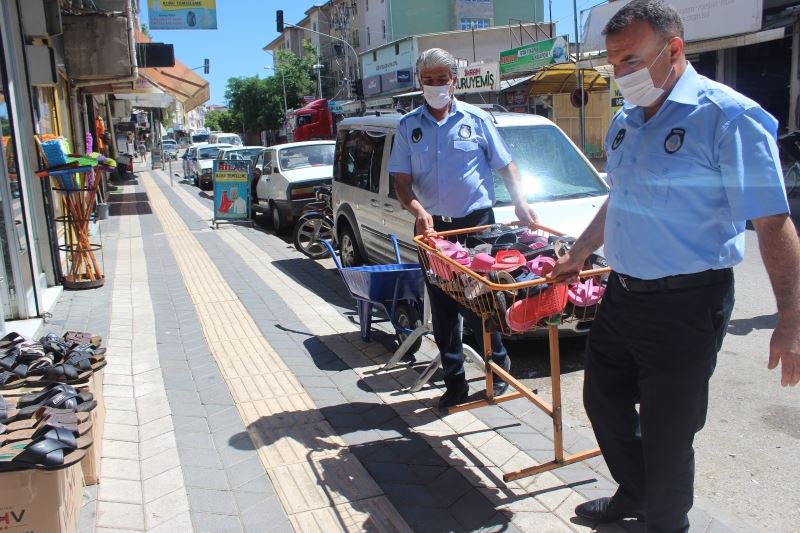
203, 58, 209, 74
353, 79, 364, 100
276, 10, 284, 33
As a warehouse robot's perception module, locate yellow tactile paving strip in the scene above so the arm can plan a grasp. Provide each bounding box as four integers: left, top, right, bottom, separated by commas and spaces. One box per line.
139, 172, 411, 532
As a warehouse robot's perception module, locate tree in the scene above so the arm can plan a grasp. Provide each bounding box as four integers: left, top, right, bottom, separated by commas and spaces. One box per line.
140, 24, 151, 37
205, 109, 237, 132
223, 40, 319, 135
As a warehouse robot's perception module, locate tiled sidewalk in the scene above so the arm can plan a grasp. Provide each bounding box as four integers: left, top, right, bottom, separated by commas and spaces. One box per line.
58, 164, 746, 533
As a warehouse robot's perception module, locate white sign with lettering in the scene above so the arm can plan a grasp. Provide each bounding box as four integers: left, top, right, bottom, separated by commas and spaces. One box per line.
455, 62, 500, 95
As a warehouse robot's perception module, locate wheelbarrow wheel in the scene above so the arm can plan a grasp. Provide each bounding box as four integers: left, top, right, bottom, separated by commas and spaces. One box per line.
394, 302, 422, 356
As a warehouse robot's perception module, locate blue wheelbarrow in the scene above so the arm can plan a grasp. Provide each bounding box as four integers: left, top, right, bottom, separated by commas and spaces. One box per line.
322, 235, 425, 356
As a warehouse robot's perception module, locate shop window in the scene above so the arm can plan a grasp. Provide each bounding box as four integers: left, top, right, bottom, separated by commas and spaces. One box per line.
460, 18, 490, 30
382, 20, 386, 39
335, 129, 386, 193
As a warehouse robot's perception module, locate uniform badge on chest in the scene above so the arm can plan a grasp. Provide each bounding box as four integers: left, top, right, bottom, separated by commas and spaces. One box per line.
611, 128, 626, 150
664, 128, 685, 154
458, 124, 471, 139
412, 128, 423, 143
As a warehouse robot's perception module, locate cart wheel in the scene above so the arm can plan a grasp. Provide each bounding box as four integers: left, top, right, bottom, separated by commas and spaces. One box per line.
394, 303, 422, 356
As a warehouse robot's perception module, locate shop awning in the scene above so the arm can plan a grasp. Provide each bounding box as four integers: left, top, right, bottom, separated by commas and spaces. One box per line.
135, 30, 209, 111
114, 76, 174, 108
527, 63, 609, 96
500, 75, 535, 91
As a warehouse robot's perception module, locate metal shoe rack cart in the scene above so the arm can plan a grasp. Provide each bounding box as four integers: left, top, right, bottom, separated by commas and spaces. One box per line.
48, 166, 105, 289
413, 222, 609, 482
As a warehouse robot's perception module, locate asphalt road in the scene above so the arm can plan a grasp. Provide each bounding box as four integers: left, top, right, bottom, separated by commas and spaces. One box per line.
173, 165, 796, 532
503, 229, 799, 533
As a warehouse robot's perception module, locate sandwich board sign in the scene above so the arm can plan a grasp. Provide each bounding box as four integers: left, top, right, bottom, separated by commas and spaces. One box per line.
213, 159, 251, 227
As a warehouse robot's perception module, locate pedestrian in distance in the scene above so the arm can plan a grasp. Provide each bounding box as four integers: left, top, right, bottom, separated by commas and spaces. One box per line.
137, 141, 147, 164
548, 1, 800, 531
388, 47, 539, 409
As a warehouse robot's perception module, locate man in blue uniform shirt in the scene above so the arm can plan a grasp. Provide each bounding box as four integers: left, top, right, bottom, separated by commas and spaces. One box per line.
388, 48, 538, 409
550, 1, 800, 531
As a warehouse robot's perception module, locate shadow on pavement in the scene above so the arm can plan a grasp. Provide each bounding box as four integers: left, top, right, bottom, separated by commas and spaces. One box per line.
726, 313, 777, 336
229, 398, 596, 532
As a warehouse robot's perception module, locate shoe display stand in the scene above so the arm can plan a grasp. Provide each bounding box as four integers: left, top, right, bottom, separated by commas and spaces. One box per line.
0, 331, 107, 532
49, 167, 105, 289
415, 223, 609, 482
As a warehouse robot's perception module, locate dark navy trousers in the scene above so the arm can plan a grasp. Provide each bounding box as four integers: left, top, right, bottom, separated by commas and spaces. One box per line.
584, 272, 734, 533
419, 207, 508, 388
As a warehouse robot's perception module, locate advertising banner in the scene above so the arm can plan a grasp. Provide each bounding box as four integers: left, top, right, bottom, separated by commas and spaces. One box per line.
147, 0, 218, 30
455, 62, 499, 94
500, 35, 569, 75
362, 76, 382, 97
213, 160, 250, 222
380, 69, 413, 92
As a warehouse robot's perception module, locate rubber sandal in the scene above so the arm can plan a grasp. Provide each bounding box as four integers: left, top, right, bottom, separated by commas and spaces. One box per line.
0, 332, 27, 351
64, 347, 106, 372
16, 383, 94, 409
33, 363, 92, 385
63, 331, 102, 348
2, 388, 96, 422
1, 420, 93, 446
0, 370, 25, 390
4, 407, 90, 431
0, 437, 87, 471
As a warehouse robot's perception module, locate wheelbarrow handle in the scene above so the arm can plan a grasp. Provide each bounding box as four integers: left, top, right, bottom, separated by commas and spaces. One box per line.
389, 234, 402, 264
321, 239, 342, 269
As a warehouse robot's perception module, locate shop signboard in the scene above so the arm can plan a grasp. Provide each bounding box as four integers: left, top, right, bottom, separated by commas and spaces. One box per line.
213, 159, 250, 223
455, 62, 500, 94
500, 35, 569, 75
381, 69, 413, 92
362, 38, 416, 79
582, 0, 763, 52
362, 76, 382, 97
147, 0, 218, 30
610, 78, 624, 114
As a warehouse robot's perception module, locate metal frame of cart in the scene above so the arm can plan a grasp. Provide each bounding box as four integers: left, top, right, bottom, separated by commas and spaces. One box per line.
414, 222, 610, 482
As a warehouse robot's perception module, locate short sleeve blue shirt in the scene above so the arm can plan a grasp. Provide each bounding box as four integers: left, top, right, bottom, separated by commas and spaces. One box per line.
604, 63, 789, 279
387, 97, 513, 218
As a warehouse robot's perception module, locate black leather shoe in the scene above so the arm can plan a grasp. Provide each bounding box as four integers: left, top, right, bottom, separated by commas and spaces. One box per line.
492, 356, 511, 397
438, 381, 469, 409
575, 497, 644, 523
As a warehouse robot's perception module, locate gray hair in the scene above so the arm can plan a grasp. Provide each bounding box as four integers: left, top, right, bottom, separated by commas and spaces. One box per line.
416, 48, 458, 77
603, 0, 684, 40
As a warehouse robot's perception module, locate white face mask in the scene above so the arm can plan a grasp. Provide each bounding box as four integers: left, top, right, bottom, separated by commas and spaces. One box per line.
615, 43, 674, 107
422, 84, 452, 110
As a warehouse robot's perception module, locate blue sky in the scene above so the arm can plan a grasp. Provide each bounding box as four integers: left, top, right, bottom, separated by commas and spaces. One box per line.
140, 1, 599, 106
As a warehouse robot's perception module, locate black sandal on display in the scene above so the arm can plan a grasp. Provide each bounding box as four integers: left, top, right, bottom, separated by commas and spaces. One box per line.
0, 436, 87, 472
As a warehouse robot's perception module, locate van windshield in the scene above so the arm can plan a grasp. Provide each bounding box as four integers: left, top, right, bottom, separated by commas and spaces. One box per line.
192, 133, 209, 143
277, 144, 334, 170
493, 125, 608, 204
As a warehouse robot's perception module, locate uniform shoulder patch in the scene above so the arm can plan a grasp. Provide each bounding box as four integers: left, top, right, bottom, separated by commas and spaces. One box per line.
611, 128, 626, 150
411, 128, 423, 143
458, 124, 471, 138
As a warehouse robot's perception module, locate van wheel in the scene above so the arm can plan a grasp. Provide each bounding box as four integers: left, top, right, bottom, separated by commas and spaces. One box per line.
339, 224, 364, 267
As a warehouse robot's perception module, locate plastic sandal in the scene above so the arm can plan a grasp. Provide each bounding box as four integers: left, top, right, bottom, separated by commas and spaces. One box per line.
63, 347, 106, 372
16, 383, 94, 409
4, 406, 90, 431
1, 387, 96, 422
63, 331, 102, 348
1, 420, 93, 446
0, 436, 87, 472
0, 332, 27, 351
33, 363, 92, 385
0, 370, 25, 390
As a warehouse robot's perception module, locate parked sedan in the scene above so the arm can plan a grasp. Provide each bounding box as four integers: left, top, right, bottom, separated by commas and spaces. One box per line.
162, 139, 178, 160
251, 141, 335, 233
181, 144, 205, 182
192, 143, 232, 189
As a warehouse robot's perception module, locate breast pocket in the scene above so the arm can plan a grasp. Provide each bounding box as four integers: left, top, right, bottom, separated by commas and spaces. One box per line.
644, 154, 692, 209
453, 139, 482, 166
411, 144, 432, 175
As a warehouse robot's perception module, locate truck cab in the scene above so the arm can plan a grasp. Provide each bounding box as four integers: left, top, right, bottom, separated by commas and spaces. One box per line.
292, 99, 333, 142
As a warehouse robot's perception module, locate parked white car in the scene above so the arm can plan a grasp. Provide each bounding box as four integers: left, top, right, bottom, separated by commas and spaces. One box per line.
332, 113, 610, 267
192, 143, 232, 189
251, 141, 335, 233
181, 143, 207, 182
209, 132, 242, 146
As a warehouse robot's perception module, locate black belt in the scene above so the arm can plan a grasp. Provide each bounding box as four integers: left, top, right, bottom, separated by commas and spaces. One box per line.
616, 268, 732, 293
432, 207, 492, 226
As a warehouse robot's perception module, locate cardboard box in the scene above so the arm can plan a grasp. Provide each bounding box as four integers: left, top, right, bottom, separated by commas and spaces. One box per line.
0, 463, 83, 533
80, 369, 105, 485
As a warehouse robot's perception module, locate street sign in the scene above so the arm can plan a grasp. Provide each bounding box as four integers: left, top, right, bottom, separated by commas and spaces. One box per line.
147, 0, 218, 30
213, 160, 251, 224
303, 95, 315, 104
610, 78, 624, 114
500, 35, 569, 75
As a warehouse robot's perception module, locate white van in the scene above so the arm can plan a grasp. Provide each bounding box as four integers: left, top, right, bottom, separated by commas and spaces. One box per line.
332, 112, 609, 267
209, 132, 242, 146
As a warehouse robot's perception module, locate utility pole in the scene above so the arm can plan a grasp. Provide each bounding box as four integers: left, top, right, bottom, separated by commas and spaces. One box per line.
573, 0, 585, 152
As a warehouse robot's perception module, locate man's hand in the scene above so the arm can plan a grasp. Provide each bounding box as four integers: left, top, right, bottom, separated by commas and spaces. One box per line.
769, 316, 800, 386
414, 210, 434, 236
514, 204, 539, 227
547, 251, 585, 284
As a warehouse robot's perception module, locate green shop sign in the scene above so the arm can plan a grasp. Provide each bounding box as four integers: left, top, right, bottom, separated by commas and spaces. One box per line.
500, 35, 570, 75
